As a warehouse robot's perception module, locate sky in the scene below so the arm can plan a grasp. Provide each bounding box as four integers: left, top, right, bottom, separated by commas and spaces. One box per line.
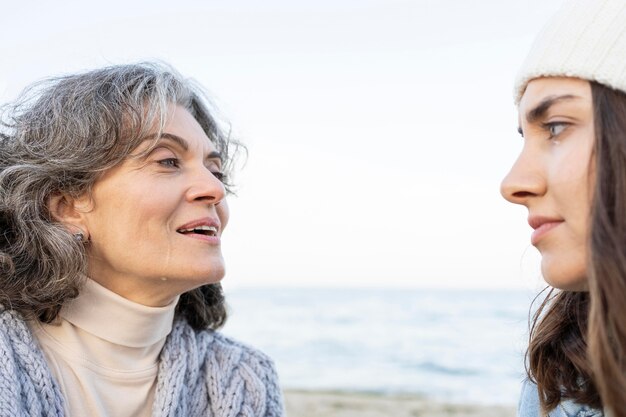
0, 0, 567, 289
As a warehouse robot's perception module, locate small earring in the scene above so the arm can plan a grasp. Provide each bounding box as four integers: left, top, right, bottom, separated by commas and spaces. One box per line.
73, 232, 85, 242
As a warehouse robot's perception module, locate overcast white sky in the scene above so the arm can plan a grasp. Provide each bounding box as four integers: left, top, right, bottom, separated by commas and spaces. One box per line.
0, 0, 567, 289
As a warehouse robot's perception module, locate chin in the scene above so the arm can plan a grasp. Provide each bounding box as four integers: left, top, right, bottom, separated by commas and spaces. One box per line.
541, 261, 588, 291
179, 254, 225, 280
196, 264, 226, 285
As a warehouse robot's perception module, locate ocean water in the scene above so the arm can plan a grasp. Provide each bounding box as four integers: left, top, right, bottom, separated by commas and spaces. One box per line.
221, 287, 536, 406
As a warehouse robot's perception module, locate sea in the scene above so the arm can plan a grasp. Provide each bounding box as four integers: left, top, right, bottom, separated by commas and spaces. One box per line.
221, 287, 538, 406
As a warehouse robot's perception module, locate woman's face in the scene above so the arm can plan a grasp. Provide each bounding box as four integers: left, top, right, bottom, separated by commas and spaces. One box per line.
78, 105, 229, 306
501, 77, 595, 291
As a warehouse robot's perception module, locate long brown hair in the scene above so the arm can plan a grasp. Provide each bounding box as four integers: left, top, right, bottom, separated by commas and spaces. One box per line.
527, 82, 626, 415
0, 63, 240, 330
588, 81, 626, 416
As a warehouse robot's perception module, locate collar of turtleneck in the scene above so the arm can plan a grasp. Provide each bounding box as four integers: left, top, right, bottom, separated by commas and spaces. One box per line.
59, 279, 179, 349
28, 280, 182, 416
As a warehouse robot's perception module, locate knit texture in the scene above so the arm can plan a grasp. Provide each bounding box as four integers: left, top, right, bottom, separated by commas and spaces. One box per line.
0, 309, 285, 417
514, 0, 626, 104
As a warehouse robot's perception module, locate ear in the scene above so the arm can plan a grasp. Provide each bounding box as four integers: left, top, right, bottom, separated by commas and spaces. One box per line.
48, 193, 91, 238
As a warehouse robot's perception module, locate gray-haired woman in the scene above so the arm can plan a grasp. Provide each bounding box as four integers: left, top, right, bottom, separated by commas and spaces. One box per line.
0, 63, 284, 417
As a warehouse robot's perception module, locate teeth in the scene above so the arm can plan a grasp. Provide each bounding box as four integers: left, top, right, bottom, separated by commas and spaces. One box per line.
178, 225, 218, 235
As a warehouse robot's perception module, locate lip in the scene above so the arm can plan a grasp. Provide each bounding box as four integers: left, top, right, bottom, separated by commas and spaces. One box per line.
528, 215, 564, 245
176, 217, 221, 244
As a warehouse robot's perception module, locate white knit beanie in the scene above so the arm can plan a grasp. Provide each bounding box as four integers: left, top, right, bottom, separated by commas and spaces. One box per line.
514, 0, 626, 104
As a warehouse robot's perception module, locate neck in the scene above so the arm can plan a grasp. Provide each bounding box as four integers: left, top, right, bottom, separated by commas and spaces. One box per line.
88, 275, 187, 307
59, 278, 179, 348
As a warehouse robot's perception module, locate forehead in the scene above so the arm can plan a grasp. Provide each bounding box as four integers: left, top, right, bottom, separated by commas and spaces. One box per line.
162, 105, 218, 153
519, 77, 592, 114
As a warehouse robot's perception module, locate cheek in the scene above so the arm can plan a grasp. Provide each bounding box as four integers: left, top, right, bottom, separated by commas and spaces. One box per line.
552, 143, 594, 223
554, 139, 593, 182
88, 184, 179, 250
218, 200, 230, 231
542, 141, 594, 290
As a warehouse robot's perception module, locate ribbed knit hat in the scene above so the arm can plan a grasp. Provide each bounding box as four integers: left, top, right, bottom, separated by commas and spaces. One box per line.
514, 0, 626, 104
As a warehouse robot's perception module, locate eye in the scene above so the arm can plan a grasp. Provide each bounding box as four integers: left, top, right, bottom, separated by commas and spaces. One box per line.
544, 122, 568, 139
158, 158, 180, 168
212, 171, 226, 182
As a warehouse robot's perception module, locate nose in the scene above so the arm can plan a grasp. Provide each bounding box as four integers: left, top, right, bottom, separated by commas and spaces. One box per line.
186, 167, 226, 205
500, 147, 546, 206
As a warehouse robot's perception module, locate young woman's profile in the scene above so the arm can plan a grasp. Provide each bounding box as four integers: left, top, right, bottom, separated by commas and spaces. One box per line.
0, 63, 284, 416
501, 0, 626, 416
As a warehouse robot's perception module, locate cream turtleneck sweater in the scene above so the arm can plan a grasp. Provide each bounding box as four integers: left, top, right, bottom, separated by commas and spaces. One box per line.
28, 279, 178, 417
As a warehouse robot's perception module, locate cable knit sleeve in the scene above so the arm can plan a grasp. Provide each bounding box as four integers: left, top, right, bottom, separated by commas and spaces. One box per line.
260, 353, 284, 417
210, 332, 285, 417
0, 310, 65, 417
153, 319, 285, 417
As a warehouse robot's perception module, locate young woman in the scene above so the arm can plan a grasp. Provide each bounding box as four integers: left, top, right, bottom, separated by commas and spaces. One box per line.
0, 63, 284, 416
501, 0, 626, 416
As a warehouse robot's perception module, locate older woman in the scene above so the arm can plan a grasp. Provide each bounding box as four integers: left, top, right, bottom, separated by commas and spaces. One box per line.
501, 0, 626, 416
0, 63, 284, 416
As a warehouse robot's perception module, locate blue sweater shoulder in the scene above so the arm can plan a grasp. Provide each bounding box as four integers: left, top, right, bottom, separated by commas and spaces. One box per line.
518, 379, 603, 417
0, 309, 285, 417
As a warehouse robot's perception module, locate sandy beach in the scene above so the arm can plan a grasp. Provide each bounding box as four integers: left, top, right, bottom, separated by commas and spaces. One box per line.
284, 390, 516, 417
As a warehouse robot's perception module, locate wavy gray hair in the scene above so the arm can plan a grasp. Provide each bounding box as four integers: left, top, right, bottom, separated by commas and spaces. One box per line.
0, 62, 238, 328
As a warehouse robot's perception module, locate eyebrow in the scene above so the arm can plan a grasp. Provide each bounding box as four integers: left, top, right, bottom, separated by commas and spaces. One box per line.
143, 133, 222, 161
525, 94, 580, 124
159, 133, 189, 151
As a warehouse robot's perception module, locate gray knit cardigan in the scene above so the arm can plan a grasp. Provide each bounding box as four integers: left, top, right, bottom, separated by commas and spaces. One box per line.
0, 308, 285, 417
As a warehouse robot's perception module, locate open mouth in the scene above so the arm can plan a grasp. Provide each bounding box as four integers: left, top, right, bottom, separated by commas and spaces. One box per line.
177, 225, 218, 237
